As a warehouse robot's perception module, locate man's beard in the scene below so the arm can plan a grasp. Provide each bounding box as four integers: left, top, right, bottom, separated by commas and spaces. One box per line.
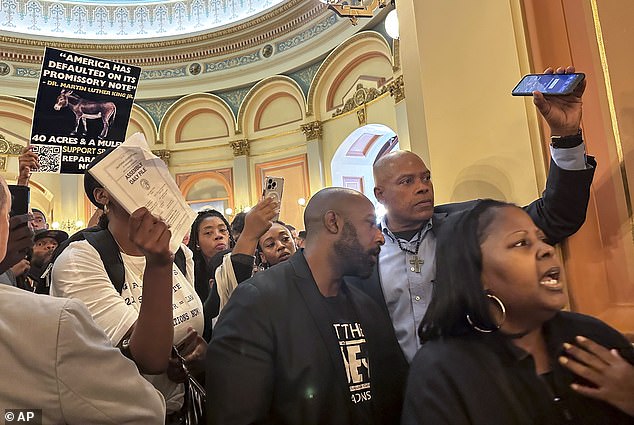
334, 220, 379, 279
31, 251, 53, 269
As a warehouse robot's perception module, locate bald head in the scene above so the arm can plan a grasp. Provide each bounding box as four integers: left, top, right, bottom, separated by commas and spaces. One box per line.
373, 150, 427, 186
303, 187, 373, 237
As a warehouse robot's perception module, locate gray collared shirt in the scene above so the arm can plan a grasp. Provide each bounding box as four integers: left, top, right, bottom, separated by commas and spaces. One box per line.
379, 216, 435, 363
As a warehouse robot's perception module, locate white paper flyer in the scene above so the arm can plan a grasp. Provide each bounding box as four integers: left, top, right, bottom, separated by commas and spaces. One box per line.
88, 132, 196, 253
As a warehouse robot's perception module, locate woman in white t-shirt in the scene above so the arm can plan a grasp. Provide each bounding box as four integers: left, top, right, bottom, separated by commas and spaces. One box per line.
51, 152, 206, 417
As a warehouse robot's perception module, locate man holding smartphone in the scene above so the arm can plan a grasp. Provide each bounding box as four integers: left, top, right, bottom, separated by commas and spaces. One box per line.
346, 66, 596, 363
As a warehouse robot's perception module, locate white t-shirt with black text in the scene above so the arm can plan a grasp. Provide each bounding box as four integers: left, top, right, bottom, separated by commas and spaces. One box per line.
51, 240, 204, 413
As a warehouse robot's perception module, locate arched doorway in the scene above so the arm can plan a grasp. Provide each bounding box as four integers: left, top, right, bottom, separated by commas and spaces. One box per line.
330, 124, 398, 205
179, 172, 233, 214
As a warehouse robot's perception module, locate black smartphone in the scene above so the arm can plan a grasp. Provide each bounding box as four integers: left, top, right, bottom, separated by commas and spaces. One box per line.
512, 73, 585, 96
8, 185, 30, 217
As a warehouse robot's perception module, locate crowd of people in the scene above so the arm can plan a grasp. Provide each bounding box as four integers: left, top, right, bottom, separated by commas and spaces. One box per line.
1, 67, 633, 424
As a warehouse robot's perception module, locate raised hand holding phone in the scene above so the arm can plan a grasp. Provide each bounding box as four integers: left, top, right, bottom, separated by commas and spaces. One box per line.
512, 72, 585, 96
262, 176, 284, 221
530, 66, 585, 137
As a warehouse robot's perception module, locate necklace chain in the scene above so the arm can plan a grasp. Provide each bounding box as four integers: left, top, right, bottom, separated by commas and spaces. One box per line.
395, 229, 423, 255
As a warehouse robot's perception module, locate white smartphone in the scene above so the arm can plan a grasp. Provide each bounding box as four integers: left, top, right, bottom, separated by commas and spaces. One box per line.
262, 176, 284, 220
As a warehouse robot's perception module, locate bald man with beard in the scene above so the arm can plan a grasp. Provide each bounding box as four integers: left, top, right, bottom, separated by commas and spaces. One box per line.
206, 187, 408, 425
347, 66, 597, 363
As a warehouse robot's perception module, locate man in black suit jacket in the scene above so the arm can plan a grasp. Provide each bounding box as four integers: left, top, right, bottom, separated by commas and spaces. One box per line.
206, 188, 408, 425
347, 66, 597, 362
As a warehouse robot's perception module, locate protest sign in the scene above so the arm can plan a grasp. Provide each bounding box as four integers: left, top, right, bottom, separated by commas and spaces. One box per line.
30, 47, 141, 174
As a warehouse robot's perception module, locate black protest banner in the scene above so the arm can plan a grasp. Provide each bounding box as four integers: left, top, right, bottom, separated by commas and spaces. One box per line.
30, 47, 141, 174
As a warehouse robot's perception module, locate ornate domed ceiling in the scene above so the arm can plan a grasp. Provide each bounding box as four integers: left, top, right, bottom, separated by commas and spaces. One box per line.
0, 0, 388, 100
0, 0, 286, 40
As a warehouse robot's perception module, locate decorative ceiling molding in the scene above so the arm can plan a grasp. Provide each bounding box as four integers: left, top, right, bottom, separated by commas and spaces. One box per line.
0, 133, 25, 155
0, 4, 382, 100
332, 83, 389, 118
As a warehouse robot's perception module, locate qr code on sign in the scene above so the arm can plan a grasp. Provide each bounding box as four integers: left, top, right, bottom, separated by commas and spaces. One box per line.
31, 144, 62, 173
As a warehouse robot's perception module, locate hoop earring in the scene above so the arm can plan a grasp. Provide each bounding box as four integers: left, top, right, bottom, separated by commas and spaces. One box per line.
466, 293, 506, 333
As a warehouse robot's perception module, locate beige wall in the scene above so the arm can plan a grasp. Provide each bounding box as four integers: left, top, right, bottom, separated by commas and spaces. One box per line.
398, 0, 545, 207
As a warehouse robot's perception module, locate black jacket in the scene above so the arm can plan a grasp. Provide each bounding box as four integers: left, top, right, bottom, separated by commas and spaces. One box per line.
206, 251, 408, 425
402, 311, 634, 425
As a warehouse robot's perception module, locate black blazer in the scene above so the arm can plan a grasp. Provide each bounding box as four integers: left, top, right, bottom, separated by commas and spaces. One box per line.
346, 159, 596, 357
206, 251, 408, 425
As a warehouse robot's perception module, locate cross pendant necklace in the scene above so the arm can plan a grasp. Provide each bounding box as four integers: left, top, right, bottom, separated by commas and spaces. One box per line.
396, 230, 424, 273
409, 256, 423, 273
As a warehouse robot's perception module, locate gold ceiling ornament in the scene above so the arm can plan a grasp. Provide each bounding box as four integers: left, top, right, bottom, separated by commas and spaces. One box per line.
0, 156, 7, 172
388, 75, 405, 103
319, 0, 392, 25
332, 83, 389, 118
151, 149, 171, 166
301, 121, 323, 141
230, 139, 250, 157
0, 133, 25, 156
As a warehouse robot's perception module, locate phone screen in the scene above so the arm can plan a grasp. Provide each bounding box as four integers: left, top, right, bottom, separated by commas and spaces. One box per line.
512, 73, 584, 96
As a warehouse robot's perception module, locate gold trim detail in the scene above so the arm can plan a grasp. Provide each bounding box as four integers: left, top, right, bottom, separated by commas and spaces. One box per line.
0, 133, 25, 155
357, 105, 367, 126
151, 149, 171, 166
387, 75, 405, 103
300, 121, 323, 141
392, 38, 401, 72
230, 139, 250, 157
332, 83, 388, 118
590, 0, 634, 241
327, 0, 388, 25
0, 155, 7, 172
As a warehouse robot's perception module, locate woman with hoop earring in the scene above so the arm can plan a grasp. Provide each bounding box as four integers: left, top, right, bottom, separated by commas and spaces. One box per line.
402, 199, 634, 425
